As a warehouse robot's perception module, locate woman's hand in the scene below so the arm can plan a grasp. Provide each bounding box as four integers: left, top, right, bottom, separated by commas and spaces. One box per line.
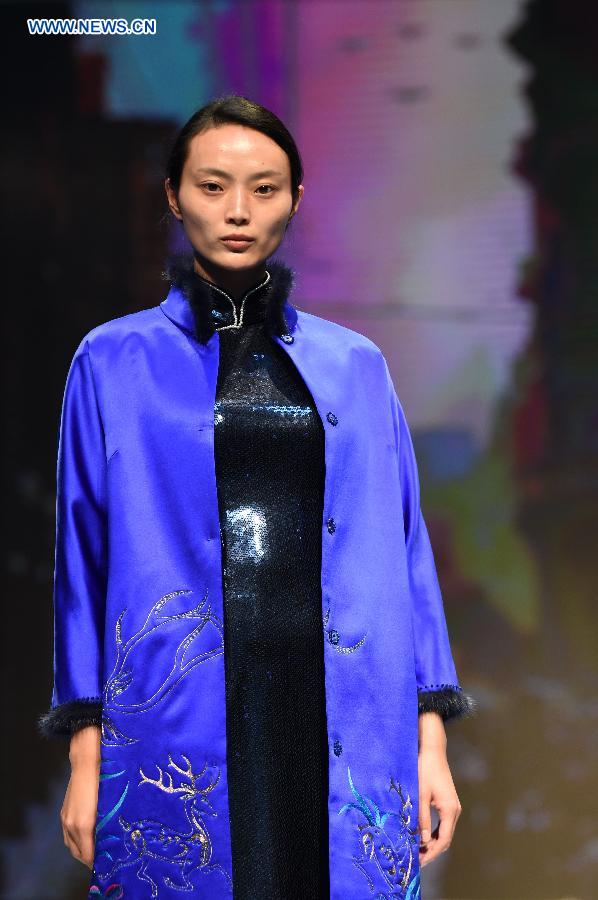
61, 725, 101, 869
417, 712, 462, 867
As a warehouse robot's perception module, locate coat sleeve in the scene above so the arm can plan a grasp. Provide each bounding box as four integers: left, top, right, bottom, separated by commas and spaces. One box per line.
37, 338, 106, 740
384, 359, 476, 722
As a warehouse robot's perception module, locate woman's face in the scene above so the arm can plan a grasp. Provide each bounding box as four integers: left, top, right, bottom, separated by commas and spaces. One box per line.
165, 123, 303, 271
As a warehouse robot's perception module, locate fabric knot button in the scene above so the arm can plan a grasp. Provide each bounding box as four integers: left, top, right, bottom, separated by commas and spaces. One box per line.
326, 412, 338, 426
333, 739, 343, 757
280, 333, 294, 344
326, 517, 336, 534
328, 629, 340, 645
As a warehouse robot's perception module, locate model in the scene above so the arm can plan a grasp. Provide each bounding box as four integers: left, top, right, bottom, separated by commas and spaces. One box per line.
38, 94, 476, 900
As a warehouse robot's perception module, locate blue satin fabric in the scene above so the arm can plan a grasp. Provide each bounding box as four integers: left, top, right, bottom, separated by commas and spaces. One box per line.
50, 283, 461, 898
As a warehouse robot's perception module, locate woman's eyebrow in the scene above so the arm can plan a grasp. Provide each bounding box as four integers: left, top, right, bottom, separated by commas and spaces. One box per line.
193, 167, 283, 179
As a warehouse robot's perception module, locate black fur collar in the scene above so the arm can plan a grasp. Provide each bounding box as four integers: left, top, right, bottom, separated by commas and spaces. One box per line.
161, 251, 297, 345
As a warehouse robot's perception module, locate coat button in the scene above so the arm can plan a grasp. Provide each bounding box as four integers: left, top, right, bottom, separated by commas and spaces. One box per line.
326, 517, 336, 534
328, 629, 340, 645
326, 411, 338, 426
333, 739, 343, 757
280, 333, 294, 344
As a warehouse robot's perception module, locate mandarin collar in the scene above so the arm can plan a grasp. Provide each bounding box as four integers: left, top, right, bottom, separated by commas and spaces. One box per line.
194, 268, 271, 330
160, 251, 298, 345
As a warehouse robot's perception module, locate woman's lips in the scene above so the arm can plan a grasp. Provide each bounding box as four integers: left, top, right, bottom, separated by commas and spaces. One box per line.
221, 238, 255, 251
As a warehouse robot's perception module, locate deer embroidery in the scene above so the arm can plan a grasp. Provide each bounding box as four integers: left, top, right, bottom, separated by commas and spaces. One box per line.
89, 588, 234, 895
93, 753, 232, 897
338, 767, 421, 899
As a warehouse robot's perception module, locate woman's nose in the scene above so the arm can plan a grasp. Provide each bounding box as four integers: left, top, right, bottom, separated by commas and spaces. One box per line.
226, 189, 250, 220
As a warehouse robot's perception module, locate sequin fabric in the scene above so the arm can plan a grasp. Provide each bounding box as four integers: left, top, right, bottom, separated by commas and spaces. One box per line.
198, 269, 330, 898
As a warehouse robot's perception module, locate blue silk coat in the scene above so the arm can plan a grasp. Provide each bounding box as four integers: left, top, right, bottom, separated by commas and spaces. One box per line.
42, 273, 472, 899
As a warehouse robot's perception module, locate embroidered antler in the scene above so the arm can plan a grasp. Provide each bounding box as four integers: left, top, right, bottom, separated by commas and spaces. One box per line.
138, 753, 221, 803
103, 589, 224, 716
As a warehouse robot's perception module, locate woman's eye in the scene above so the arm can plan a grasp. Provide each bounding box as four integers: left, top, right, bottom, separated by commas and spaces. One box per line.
200, 183, 275, 194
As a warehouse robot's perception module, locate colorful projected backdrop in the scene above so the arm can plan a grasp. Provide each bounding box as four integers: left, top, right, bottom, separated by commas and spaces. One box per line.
74, 0, 532, 443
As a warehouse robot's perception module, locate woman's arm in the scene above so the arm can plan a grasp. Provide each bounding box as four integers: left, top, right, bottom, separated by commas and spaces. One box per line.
387, 360, 476, 721
37, 338, 107, 740
37, 338, 108, 867
382, 356, 475, 866
61, 726, 102, 869
417, 712, 462, 866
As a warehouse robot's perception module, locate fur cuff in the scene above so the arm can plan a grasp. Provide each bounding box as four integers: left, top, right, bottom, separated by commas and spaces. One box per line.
417, 685, 477, 721
37, 697, 103, 740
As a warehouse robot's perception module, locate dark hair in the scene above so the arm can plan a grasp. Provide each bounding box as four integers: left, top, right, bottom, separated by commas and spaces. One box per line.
166, 94, 303, 210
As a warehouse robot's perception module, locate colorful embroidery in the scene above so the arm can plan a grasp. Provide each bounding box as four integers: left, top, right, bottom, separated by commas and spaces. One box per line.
90, 589, 233, 895
101, 588, 225, 746
93, 752, 232, 897
88, 884, 124, 898
338, 766, 421, 899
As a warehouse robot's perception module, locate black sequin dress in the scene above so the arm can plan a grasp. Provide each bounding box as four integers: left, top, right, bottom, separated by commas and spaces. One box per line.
198, 270, 330, 899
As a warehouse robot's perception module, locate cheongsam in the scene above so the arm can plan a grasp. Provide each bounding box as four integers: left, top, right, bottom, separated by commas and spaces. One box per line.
199, 269, 330, 899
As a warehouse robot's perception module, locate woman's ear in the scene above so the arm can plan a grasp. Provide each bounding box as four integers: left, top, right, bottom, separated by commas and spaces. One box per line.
164, 178, 183, 221
291, 184, 304, 219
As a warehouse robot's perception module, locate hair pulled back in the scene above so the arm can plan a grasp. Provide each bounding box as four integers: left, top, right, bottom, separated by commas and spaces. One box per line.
166, 94, 304, 209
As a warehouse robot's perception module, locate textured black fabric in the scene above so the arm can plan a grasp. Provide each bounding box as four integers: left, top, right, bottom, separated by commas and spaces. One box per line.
418, 686, 477, 720
37, 697, 103, 740
161, 251, 295, 345
193, 268, 330, 898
